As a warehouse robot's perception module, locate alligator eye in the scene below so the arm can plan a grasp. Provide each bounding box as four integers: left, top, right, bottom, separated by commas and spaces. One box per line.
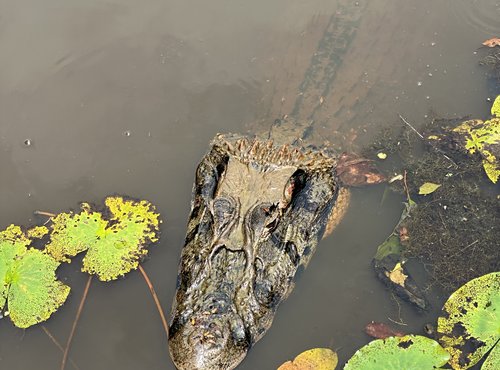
212, 197, 235, 234
284, 169, 307, 204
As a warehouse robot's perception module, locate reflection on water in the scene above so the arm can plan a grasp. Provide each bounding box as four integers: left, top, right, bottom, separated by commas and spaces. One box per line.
0, 0, 498, 369
451, 0, 500, 36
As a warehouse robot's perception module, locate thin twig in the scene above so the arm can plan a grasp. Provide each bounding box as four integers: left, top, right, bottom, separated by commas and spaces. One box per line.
41, 326, 81, 370
399, 114, 424, 139
403, 170, 411, 202
34, 210, 57, 218
398, 114, 458, 167
138, 265, 169, 340
388, 316, 408, 326
61, 275, 92, 370
448, 239, 480, 259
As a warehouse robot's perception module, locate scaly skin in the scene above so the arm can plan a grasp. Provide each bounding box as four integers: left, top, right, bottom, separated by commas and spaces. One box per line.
169, 134, 341, 369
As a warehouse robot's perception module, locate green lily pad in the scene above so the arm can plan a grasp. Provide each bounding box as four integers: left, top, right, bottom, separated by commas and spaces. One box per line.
481, 341, 500, 370
45, 196, 160, 281
278, 348, 338, 370
0, 225, 69, 328
344, 335, 450, 370
437, 272, 500, 369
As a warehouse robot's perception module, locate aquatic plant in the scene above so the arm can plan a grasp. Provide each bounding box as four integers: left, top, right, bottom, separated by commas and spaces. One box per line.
0, 225, 70, 328
437, 272, 500, 369
45, 196, 160, 281
492, 95, 500, 117
278, 348, 338, 370
452, 97, 500, 183
343, 335, 450, 369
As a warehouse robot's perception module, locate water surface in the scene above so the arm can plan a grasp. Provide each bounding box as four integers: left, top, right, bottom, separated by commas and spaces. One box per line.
1, 0, 499, 369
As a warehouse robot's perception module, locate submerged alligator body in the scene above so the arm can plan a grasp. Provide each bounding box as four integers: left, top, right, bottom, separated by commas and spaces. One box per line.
169, 132, 349, 369
168, 2, 374, 369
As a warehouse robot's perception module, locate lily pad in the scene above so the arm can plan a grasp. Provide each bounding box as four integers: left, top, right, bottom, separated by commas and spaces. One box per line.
45, 196, 160, 281
344, 335, 450, 370
453, 118, 500, 183
491, 95, 500, 117
437, 272, 500, 369
0, 225, 69, 328
418, 182, 441, 195
278, 348, 337, 370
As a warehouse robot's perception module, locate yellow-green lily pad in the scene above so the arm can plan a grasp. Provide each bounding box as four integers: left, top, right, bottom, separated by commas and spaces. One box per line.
418, 182, 441, 195
453, 118, 500, 183
437, 272, 500, 369
45, 196, 160, 281
344, 335, 450, 370
0, 225, 69, 328
278, 348, 338, 370
491, 95, 500, 117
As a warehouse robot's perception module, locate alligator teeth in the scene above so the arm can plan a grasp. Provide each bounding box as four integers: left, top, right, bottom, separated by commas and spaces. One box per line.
250, 140, 260, 156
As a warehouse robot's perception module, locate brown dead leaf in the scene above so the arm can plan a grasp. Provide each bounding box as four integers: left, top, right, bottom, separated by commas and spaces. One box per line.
365, 322, 405, 339
336, 153, 386, 186
482, 37, 500, 48
399, 226, 409, 242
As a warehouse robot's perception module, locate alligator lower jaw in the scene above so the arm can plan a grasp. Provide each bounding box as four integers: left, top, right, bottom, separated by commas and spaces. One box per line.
168, 134, 339, 369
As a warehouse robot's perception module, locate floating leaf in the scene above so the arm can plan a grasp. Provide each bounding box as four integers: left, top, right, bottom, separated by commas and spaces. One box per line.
45, 205, 105, 263
480, 340, 500, 370
453, 118, 500, 183
365, 322, 405, 339
344, 335, 450, 370
377, 152, 388, 160
0, 225, 69, 328
386, 262, 408, 287
418, 182, 441, 195
46, 196, 161, 281
492, 95, 500, 117
374, 200, 414, 261
437, 272, 500, 369
374, 234, 402, 261
482, 38, 500, 48
278, 348, 337, 370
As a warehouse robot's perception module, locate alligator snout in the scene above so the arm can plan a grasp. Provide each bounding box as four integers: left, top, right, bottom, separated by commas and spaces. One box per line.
169, 308, 249, 370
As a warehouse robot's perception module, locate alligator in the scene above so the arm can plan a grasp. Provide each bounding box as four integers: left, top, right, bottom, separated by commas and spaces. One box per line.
168, 127, 386, 370
168, 2, 384, 369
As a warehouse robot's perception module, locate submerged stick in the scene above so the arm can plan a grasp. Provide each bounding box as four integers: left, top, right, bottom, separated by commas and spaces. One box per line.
61, 275, 93, 370
34, 210, 57, 218
398, 114, 424, 139
398, 114, 457, 167
138, 265, 169, 340
41, 326, 81, 370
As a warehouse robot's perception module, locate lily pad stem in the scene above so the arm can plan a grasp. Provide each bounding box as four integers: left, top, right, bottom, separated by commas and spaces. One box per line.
61, 275, 92, 370
138, 265, 169, 340
41, 326, 81, 370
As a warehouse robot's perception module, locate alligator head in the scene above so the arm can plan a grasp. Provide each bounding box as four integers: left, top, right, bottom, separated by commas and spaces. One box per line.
168, 133, 341, 369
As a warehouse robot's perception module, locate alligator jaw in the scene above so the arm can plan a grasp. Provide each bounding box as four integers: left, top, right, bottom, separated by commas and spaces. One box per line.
169, 133, 339, 369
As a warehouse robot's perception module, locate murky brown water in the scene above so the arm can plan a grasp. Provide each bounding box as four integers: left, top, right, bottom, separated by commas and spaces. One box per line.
1, 0, 499, 369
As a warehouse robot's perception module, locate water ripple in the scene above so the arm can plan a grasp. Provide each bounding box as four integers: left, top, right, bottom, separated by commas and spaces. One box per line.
452, 0, 500, 36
